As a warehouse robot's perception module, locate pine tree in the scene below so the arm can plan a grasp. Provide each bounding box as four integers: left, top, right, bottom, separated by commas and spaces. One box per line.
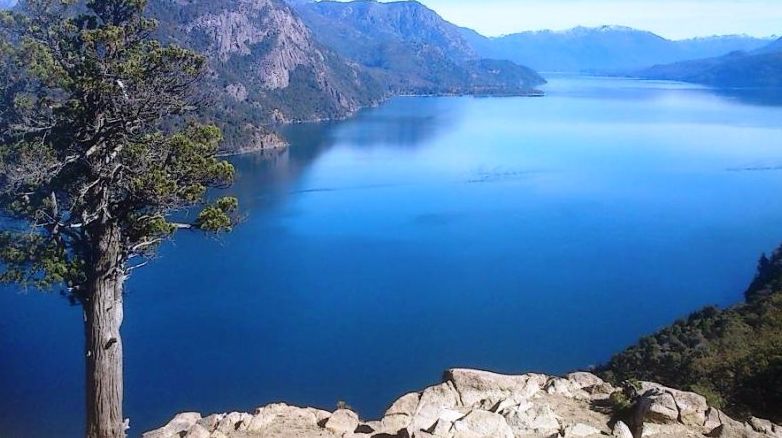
0, 0, 239, 436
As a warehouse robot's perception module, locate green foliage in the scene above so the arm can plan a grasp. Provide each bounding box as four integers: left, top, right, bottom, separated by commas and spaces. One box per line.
599, 246, 782, 422
0, 231, 84, 288
195, 197, 238, 232
0, 0, 238, 297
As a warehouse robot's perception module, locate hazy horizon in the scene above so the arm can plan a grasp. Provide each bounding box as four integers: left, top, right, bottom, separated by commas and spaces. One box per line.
1, 0, 779, 39
328, 0, 781, 40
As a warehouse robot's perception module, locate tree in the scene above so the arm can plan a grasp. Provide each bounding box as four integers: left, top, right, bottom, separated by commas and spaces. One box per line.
0, 0, 239, 436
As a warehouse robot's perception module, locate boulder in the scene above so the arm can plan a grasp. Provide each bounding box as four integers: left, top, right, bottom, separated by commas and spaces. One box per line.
142, 412, 202, 438
639, 382, 709, 428
562, 422, 602, 437
196, 413, 224, 431
707, 423, 769, 438
142, 368, 781, 438
670, 390, 708, 427
427, 418, 454, 437
748, 417, 780, 436
639, 389, 679, 424
545, 377, 590, 400
450, 410, 514, 438
501, 403, 560, 436
444, 369, 546, 406
215, 411, 253, 433
246, 403, 325, 432
613, 421, 633, 438
387, 392, 422, 417
409, 382, 462, 432
324, 409, 360, 435
184, 423, 210, 438
705, 408, 731, 432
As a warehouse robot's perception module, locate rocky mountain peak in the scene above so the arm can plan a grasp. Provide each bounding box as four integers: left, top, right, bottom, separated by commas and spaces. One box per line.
169, 0, 323, 89
298, 0, 478, 62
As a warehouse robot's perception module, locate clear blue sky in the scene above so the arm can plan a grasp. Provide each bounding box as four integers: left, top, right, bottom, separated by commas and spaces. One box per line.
398, 0, 781, 39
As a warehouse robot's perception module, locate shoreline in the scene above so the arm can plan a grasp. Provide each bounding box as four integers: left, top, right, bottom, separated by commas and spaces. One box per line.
217, 87, 546, 156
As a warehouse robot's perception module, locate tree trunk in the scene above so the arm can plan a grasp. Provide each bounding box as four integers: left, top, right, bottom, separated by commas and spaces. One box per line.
84, 224, 125, 438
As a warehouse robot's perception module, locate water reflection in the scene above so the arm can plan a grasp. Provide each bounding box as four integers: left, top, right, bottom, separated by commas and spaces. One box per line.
229, 97, 466, 211
711, 87, 782, 107
544, 75, 782, 108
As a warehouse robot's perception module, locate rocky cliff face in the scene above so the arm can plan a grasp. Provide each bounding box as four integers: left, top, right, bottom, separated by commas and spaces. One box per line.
296, 0, 478, 62
144, 369, 781, 438
149, 0, 385, 151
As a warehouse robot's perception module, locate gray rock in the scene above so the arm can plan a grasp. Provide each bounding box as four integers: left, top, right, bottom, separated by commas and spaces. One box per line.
640, 390, 679, 424
143, 368, 781, 438
562, 422, 601, 437
196, 413, 224, 431
502, 404, 560, 435
184, 423, 210, 438
749, 417, 780, 436
707, 423, 768, 438
545, 377, 590, 400
450, 410, 514, 438
142, 412, 202, 438
613, 421, 633, 438
324, 409, 359, 435
639, 382, 709, 428
409, 382, 462, 432
445, 369, 546, 407
387, 392, 422, 417
216, 411, 252, 433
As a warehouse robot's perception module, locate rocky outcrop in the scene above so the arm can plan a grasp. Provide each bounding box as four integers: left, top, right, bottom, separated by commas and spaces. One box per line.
144, 369, 782, 438
148, 0, 385, 152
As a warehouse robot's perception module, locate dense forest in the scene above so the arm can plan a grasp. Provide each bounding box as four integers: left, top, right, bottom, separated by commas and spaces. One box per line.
600, 246, 782, 423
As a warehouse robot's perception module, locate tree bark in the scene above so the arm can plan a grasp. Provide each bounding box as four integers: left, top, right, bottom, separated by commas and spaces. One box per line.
84, 224, 125, 438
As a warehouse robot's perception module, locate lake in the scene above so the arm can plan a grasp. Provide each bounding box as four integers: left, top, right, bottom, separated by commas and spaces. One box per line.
2, 76, 782, 437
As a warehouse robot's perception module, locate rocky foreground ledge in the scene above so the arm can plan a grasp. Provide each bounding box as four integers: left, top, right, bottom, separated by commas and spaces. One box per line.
144, 369, 781, 438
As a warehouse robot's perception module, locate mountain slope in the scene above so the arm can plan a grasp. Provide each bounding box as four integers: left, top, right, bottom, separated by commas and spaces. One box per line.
466, 26, 773, 73
638, 38, 782, 88
600, 244, 782, 422
148, 0, 386, 150
292, 0, 545, 95
763, 37, 782, 53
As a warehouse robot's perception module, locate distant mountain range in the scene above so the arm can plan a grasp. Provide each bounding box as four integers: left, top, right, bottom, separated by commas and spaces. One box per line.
147, 0, 544, 151
6, 0, 778, 151
291, 0, 545, 95
638, 37, 782, 88
463, 25, 773, 73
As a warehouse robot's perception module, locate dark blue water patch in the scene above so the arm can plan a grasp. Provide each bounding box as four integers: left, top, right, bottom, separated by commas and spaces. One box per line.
2, 77, 782, 437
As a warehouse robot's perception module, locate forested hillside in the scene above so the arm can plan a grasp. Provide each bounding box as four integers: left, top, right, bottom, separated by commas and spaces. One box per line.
292, 0, 545, 95
638, 38, 782, 88
600, 245, 782, 423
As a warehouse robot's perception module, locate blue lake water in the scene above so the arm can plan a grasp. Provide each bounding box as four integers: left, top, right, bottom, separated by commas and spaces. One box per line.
2, 76, 782, 437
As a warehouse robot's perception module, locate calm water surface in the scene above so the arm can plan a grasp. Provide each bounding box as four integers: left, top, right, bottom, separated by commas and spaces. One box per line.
3, 77, 782, 437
